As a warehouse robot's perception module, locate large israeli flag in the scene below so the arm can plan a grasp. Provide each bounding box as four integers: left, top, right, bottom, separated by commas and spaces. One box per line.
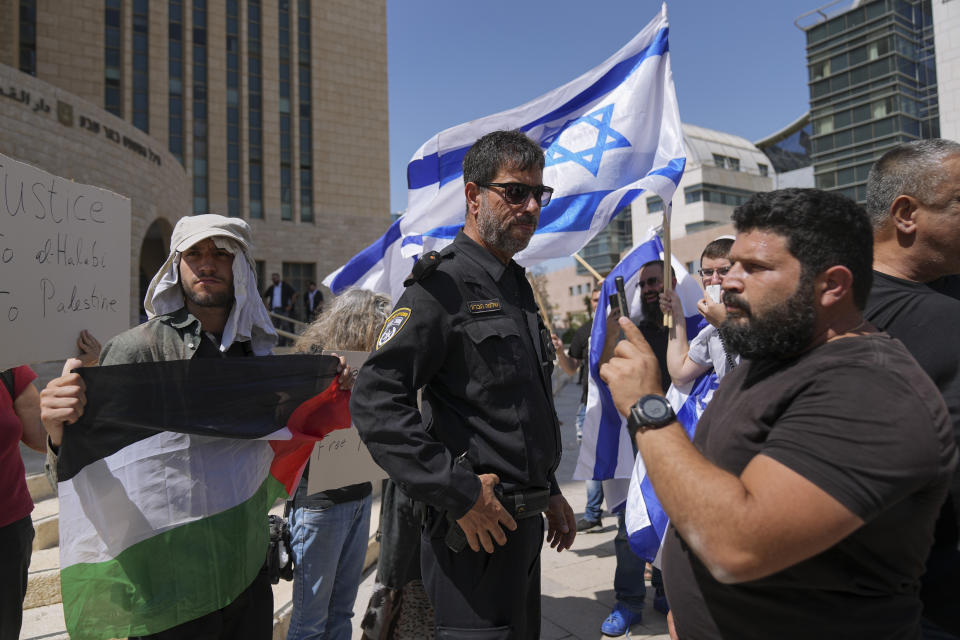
573, 228, 703, 516
324, 4, 685, 300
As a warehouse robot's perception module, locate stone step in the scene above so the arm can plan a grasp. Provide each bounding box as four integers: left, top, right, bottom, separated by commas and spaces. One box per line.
24, 547, 61, 611
26, 472, 56, 503
31, 496, 59, 551
19, 602, 68, 640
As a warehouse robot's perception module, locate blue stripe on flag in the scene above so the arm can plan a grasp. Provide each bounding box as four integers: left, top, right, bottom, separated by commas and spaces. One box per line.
610, 157, 687, 213
588, 236, 663, 479
628, 372, 711, 561
406, 27, 670, 191
328, 217, 403, 293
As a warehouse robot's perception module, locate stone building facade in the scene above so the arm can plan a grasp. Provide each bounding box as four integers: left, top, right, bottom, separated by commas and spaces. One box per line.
1, 0, 389, 325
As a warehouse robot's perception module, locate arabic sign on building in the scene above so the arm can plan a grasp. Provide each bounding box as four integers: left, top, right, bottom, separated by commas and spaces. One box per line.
0, 82, 163, 167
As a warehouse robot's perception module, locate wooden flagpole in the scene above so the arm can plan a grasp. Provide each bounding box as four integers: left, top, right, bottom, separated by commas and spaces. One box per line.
527, 273, 556, 337
662, 205, 674, 328
572, 252, 604, 283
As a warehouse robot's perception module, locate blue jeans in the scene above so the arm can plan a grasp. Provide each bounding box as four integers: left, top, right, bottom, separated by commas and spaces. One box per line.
614, 510, 661, 614
287, 494, 372, 640
577, 403, 604, 522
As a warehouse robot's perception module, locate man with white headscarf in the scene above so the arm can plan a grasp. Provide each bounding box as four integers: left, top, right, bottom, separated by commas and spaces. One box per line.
40, 214, 279, 639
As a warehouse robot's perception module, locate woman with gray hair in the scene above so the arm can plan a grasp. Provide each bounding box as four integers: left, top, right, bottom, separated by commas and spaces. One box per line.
287, 288, 391, 640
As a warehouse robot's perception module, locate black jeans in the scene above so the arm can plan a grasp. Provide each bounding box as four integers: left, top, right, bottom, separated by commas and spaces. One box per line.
129, 563, 273, 640
421, 514, 543, 639
0, 515, 34, 640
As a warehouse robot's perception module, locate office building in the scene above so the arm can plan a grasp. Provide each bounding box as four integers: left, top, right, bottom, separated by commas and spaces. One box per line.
1, 0, 388, 322
797, 0, 938, 202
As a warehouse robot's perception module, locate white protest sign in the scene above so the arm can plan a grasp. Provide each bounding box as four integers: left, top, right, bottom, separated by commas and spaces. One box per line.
307, 350, 388, 494
0, 152, 131, 370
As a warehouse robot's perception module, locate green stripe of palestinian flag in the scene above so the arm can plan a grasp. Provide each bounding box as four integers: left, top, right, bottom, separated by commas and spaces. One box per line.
62, 473, 284, 639
56, 357, 351, 640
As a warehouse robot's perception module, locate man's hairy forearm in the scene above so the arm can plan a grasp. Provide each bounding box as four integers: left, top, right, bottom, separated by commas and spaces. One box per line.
634, 424, 757, 582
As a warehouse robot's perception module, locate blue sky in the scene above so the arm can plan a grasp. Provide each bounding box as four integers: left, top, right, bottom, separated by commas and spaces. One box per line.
387, 0, 825, 213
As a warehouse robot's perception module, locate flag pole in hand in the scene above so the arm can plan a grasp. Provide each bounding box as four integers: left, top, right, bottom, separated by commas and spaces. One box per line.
662, 203, 674, 328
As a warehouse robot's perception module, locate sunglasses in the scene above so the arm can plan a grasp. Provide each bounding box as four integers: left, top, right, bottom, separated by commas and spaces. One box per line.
479, 182, 554, 207
699, 266, 731, 278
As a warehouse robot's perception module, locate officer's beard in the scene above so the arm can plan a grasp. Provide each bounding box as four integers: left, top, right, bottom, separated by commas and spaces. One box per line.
476, 200, 537, 257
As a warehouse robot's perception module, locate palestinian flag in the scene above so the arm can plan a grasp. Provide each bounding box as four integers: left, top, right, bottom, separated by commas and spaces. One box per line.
56, 355, 351, 640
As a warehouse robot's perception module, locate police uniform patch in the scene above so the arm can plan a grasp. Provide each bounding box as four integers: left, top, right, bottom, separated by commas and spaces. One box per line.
467, 299, 502, 314
376, 308, 411, 350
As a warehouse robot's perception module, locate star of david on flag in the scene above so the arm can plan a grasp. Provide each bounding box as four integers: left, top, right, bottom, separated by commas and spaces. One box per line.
324, 3, 686, 301
544, 104, 632, 177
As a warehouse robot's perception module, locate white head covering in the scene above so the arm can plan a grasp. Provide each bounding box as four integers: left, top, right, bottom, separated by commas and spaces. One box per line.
143, 214, 277, 355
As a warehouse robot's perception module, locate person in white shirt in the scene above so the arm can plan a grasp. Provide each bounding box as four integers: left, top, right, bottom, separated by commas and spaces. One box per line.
660, 237, 739, 384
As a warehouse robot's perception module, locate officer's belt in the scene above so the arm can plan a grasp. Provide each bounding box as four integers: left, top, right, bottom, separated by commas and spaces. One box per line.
499, 488, 550, 520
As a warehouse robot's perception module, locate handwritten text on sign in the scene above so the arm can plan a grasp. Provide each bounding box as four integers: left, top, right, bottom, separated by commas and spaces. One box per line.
307, 351, 388, 495
0, 152, 131, 370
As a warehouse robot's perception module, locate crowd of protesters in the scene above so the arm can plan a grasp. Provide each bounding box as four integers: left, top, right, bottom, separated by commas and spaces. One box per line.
4, 135, 960, 640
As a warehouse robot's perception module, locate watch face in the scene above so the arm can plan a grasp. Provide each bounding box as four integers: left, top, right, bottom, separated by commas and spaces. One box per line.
641, 396, 671, 420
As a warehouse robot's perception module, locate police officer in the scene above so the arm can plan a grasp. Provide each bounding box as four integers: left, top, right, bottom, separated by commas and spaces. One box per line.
351, 130, 577, 638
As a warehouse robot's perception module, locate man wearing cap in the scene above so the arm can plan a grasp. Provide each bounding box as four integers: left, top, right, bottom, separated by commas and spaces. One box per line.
40, 214, 279, 639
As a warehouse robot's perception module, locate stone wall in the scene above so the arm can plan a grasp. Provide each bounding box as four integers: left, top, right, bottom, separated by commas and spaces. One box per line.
0, 63, 190, 327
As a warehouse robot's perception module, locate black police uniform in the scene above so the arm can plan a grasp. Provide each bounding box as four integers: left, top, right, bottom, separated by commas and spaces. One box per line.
351, 230, 562, 639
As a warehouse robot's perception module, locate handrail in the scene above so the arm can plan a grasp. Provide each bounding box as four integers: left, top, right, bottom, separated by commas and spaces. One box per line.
267, 310, 310, 329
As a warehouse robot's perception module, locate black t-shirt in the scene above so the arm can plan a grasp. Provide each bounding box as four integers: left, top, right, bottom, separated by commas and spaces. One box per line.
662, 334, 957, 640
866, 272, 960, 552
567, 322, 591, 404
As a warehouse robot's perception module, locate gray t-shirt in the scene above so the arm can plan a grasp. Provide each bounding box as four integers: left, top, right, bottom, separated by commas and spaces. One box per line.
662, 334, 957, 640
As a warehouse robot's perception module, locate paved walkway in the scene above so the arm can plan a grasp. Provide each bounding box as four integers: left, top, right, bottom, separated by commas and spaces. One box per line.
350, 374, 670, 640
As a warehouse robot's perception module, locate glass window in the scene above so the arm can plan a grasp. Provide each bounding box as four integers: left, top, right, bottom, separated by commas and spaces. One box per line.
874, 116, 894, 137
193, 0, 208, 214
646, 196, 664, 213
817, 172, 836, 189
758, 163, 769, 177
811, 59, 830, 80
814, 116, 834, 136
853, 123, 873, 143
849, 65, 868, 86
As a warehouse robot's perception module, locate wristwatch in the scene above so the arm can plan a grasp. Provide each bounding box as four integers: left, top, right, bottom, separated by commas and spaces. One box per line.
626, 394, 676, 439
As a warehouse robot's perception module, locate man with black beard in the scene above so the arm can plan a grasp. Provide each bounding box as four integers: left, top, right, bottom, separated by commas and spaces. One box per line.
351, 130, 576, 639
600, 189, 957, 639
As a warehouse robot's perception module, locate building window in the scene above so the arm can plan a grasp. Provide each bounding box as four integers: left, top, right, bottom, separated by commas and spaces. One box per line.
248, 0, 263, 219
684, 183, 756, 207
226, 0, 241, 216
646, 195, 664, 213
568, 286, 574, 296
712, 154, 740, 171
193, 0, 208, 213
18, 0, 37, 76
104, 0, 123, 117
758, 163, 769, 177
297, 0, 313, 223
282, 262, 315, 302
255, 260, 266, 290
685, 220, 721, 234
132, 0, 149, 132
279, 0, 293, 221
168, 0, 184, 163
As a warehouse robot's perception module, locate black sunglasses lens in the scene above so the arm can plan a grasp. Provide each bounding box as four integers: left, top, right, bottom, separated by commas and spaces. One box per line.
503, 184, 530, 204
539, 187, 553, 206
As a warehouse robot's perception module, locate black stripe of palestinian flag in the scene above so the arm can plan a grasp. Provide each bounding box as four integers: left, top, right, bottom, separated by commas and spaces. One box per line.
57, 354, 350, 640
